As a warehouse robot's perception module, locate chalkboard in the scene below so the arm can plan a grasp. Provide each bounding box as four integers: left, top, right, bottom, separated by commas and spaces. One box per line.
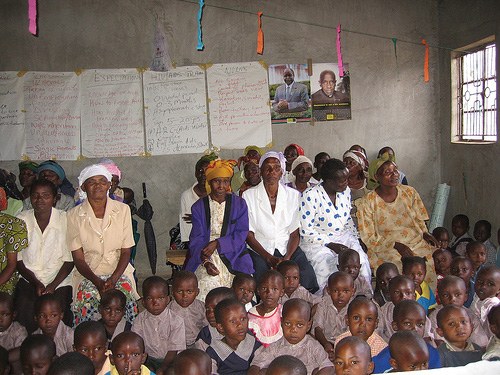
143, 67, 208, 155
0, 72, 25, 161
81, 69, 144, 158
207, 61, 272, 149
24, 71, 81, 160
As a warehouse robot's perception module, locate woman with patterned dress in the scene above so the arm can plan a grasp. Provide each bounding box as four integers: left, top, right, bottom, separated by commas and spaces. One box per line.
299, 159, 371, 292
67, 164, 138, 325
0, 211, 27, 294
356, 153, 439, 285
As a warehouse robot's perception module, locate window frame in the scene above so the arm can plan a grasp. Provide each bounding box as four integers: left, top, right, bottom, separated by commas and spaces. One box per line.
451, 36, 497, 144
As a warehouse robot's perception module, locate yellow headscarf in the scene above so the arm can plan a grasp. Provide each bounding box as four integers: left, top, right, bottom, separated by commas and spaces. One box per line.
244, 145, 264, 156
367, 152, 397, 190
205, 159, 237, 193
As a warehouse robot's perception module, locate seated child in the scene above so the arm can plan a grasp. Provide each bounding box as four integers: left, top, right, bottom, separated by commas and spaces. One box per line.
474, 220, 497, 266
167, 271, 207, 348
267, 355, 307, 375
466, 241, 487, 281
0, 292, 27, 361
334, 297, 387, 357
107, 332, 151, 375
450, 256, 476, 307
249, 299, 334, 375
33, 294, 73, 356
131, 276, 185, 373
277, 261, 321, 307
73, 321, 110, 375
470, 265, 500, 337
232, 273, 257, 312
313, 272, 355, 358
98, 290, 131, 347
436, 305, 483, 367
372, 300, 441, 373
429, 275, 488, 348
376, 275, 434, 342
401, 256, 437, 313
432, 248, 452, 284
432, 227, 450, 251
48, 352, 94, 375
449, 214, 473, 256
195, 287, 237, 351
20, 334, 57, 375
334, 336, 374, 375
207, 299, 261, 375
373, 263, 398, 308
338, 250, 373, 299
248, 270, 285, 347
388, 331, 429, 372
172, 349, 211, 375
483, 305, 500, 360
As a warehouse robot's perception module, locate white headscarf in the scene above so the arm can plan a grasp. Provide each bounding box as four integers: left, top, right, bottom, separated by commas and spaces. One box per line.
77, 164, 112, 200
259, 151, 287, 173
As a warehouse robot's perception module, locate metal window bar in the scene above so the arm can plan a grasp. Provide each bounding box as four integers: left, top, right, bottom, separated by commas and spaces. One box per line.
457, 44, 497, 142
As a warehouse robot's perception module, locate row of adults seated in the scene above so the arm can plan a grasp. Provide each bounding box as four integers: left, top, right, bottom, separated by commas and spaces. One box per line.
182, 146, 440, 296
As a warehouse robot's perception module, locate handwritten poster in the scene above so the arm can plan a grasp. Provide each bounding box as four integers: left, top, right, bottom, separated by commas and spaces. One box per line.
24, 71, 81, 160
207, 62, 272, 149
81, 69, 144, 158
0, 72, 25, 161
143, 67, 208, 155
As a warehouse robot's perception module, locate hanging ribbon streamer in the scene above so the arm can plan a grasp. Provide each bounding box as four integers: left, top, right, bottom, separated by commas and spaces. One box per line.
196, 0, 205, 50
421, 39, 429, 82
392, 38, 400, 80
256, 12, 264, 54
336, 23, 344, 77
28, 0, 37, 35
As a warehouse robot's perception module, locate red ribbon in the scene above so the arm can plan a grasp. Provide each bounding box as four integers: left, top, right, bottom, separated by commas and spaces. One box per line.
336, 23, 344, 77
257, 12, 264, 54
421, 39, 429, 82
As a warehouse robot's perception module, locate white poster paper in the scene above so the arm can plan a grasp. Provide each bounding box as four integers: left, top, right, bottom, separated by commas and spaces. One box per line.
0, 72, 26, 161
143, 67, 208, 155
81, 69, 144, 158
24, 71, 81, 160
207, 62, 272, 149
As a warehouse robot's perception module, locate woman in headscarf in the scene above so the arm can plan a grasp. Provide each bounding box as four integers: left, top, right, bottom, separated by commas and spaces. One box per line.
356, 153, 438, 285
186, 159, 254, 301
232, 145, 264, 192
23, 161, 75, 212
66, 164, 138, 325
283, 144, 305, 183
243, 152, 318, 291
342, 147, 369, 226
18, 161, 39, 200
299, 158, 371, 292
285, 155, 316, 193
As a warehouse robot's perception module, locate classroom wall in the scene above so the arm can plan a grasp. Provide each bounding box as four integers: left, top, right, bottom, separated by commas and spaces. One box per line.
0, 0, 443, 278
438, 0, 500, 239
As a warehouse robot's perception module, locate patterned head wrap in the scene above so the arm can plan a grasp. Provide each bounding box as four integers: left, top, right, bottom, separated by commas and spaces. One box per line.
37, 161, 66, 180
100, 163, 122, 180
0, 187, 7, 211
367, 152, 397, 190
259, 151, 287, 173
291, 155, 313, 172
205, 159, 237, 194
196, 152, 219, 171
244, 145, 265, 156
18, 161, 39, 172
77, 164, 112, 200
286, 144, 305, 156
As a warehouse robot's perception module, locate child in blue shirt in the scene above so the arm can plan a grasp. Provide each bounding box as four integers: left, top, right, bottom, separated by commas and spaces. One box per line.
402, 256, 437, 313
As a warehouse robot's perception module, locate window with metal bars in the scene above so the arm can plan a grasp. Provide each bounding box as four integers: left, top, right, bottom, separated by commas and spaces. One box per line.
452, 39, 497, 143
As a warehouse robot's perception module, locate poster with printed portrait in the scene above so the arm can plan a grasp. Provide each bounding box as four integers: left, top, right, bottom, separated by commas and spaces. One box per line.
269, 64, 311, 124
311, 63, 351, 121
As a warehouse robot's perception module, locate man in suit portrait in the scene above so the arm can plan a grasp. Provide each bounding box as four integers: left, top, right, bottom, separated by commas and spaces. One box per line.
272, 68, 309, 116
311, 70, 348, 104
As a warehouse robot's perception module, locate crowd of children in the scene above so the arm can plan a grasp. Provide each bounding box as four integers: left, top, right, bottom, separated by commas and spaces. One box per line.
1, 147, 500, 375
